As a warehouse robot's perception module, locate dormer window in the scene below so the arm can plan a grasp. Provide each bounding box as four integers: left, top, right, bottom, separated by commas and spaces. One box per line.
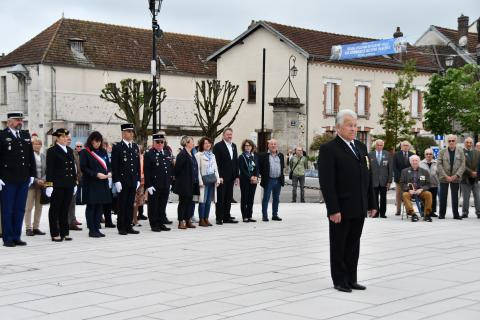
69, 38, 85, 54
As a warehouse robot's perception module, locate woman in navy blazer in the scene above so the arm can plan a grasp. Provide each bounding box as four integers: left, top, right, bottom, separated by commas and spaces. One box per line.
80, 131, 112, 238
238, 139, 259, 222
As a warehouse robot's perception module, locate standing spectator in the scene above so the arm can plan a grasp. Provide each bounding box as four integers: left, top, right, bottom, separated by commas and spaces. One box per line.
213, 128, 239, 225
476, 142, 480, 152
420, 148, 439, 217
318, 109, 376, 292
144, 132, 173, 232
80, 131, 112, 238
258, 139, 284, 222
45, 129, 77, 242
368, 139, 393, 218
238, 139, 259, 222
24, 136, 47, 236
68, 135, 83, 231
461, 137, 480, 218
437, 134, 465, 219
102, 141, 116, 228
111, 123, 141, 235
174, 136, 199, 229
196, 137, 220, 227
290, 146, 308, 203
0, 112, 36, 247
393, 141, 414, 216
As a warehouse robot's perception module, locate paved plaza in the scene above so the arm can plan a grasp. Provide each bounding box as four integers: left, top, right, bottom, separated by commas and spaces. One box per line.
1, 189, 480, 320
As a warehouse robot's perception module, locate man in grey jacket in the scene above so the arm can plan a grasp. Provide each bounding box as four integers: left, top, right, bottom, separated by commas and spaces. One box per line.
461, 137, 480, 218
368, 139, 393, 218
437, 135, 465, 219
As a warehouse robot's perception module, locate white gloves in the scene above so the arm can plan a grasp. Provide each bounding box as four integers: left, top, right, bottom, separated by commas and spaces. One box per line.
115, 181, 122, 193
29, 177, 34, 187
0, 179, 4, 191
136, 181, 141, 190
73, 186, 78, 195
147, 186, 156, 195
46, 187, 53, 197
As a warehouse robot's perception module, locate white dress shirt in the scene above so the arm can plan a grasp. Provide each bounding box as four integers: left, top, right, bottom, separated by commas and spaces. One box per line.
224, 140, 233, 159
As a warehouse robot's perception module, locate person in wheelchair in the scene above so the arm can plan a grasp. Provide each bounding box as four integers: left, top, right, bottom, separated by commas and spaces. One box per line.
400, 155, 433, 222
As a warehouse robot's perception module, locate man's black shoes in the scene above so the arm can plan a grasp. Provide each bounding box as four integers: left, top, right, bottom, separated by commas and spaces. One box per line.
272, 216, 282, 221
349, 282, 366, 290
334, 284, 352, 293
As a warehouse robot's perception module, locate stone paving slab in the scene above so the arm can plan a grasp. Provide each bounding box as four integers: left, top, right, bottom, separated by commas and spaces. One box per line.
1, 199, 480, 319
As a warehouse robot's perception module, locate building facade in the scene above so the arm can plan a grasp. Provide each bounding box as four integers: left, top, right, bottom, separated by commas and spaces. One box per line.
209, 21, 440, 153
0, 18, 228, 149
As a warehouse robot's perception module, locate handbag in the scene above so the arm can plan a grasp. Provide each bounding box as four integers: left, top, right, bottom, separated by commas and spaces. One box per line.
40, 188, 50, 205
202, 173, 217, 184
289, 157, 303, 180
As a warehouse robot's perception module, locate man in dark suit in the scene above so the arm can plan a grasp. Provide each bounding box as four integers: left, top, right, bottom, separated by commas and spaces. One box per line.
111, 123, 141, 235
213, 128, 239, 224
258, 139, 285, 221
368, 139, 393, 218
144, 132, 173, 232
0, 112, 36, 247
318, 109, 376, 293
393, 141, 414, 215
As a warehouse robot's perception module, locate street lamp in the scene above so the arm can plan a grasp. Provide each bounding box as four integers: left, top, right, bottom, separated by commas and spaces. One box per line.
288, 55, 298, 98
148, 0, 163, 133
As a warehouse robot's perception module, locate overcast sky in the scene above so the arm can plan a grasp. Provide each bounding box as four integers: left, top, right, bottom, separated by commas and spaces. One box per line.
1, 0, 478, 54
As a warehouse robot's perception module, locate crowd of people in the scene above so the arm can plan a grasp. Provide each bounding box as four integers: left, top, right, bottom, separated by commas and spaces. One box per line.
370, 135, 480, 222
0, 112, 290, 247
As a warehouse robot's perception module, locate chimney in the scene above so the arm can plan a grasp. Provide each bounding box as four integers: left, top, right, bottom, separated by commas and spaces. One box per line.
248, 20, 256, 29
457, 14, 469, 47
393, 27, 403, 38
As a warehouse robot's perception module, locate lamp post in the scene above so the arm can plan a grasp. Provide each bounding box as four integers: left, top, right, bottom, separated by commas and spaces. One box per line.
148, 0, 163, 133
288, 55, 298, 98
445, 55, 454, 68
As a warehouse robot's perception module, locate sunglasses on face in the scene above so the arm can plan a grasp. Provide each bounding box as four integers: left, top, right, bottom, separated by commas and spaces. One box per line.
448, 140, 455, 142
76, 145, 82, 148
425, 153, 433, 155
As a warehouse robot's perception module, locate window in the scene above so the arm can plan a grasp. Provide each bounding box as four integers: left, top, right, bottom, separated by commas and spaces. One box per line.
356, 131, 368, 145
247, 81, 256, 103
73, 123, 90, 138
18, 77, 27, 112
324, 82, 339, 115
0, 76, 6, 105
356, 85, 370, 117
411, 90, 423, 118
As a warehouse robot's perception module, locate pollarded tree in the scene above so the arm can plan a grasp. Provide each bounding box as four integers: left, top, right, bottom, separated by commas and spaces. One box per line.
100, 78, 166, 147
194, 80, 244, 141
379, 59, 417, 151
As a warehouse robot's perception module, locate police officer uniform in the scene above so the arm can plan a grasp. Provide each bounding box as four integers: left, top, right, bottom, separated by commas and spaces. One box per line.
0, 112, 36, 247
111, 123, 141, 235
144, 133, 174, 231
45, 128, 77, 241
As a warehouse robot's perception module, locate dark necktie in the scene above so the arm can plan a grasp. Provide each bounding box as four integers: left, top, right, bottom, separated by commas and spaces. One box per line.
404, 152, 408, 164
15, 131, 20, 139
128, 143, 132, 149
350, 142, 360, 159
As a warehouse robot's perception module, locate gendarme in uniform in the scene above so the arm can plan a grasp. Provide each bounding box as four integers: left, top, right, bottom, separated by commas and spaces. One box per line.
0, 112, 36, 247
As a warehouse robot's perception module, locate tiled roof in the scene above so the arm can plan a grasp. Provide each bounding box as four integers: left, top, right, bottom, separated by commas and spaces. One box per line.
434, 25, 478, 56
263, 21, 440, 72
0, 18, 229, 77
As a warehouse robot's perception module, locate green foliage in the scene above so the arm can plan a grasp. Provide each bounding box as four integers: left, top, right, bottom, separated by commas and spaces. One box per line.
379, 60, 417, 151
194, 80, 244, 141
424, 64, 480, 137
379, 59, 417, 152
100, 78, 166, 148
412, 136, 437, 159
309, 133, 335, 152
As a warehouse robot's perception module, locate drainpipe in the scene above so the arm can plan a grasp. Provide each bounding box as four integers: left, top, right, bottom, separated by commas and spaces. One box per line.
305, 58, 310, 154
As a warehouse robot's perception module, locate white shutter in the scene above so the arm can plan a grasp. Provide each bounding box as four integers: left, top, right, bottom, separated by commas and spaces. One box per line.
358, 86, 366, 116
326, 83, 334, 114
411, 90, 419, 118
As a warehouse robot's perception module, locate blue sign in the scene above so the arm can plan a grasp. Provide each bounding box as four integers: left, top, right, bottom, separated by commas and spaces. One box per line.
431, 146, 440, 159
331, 37, 407, 60
434, 135, 444, 140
